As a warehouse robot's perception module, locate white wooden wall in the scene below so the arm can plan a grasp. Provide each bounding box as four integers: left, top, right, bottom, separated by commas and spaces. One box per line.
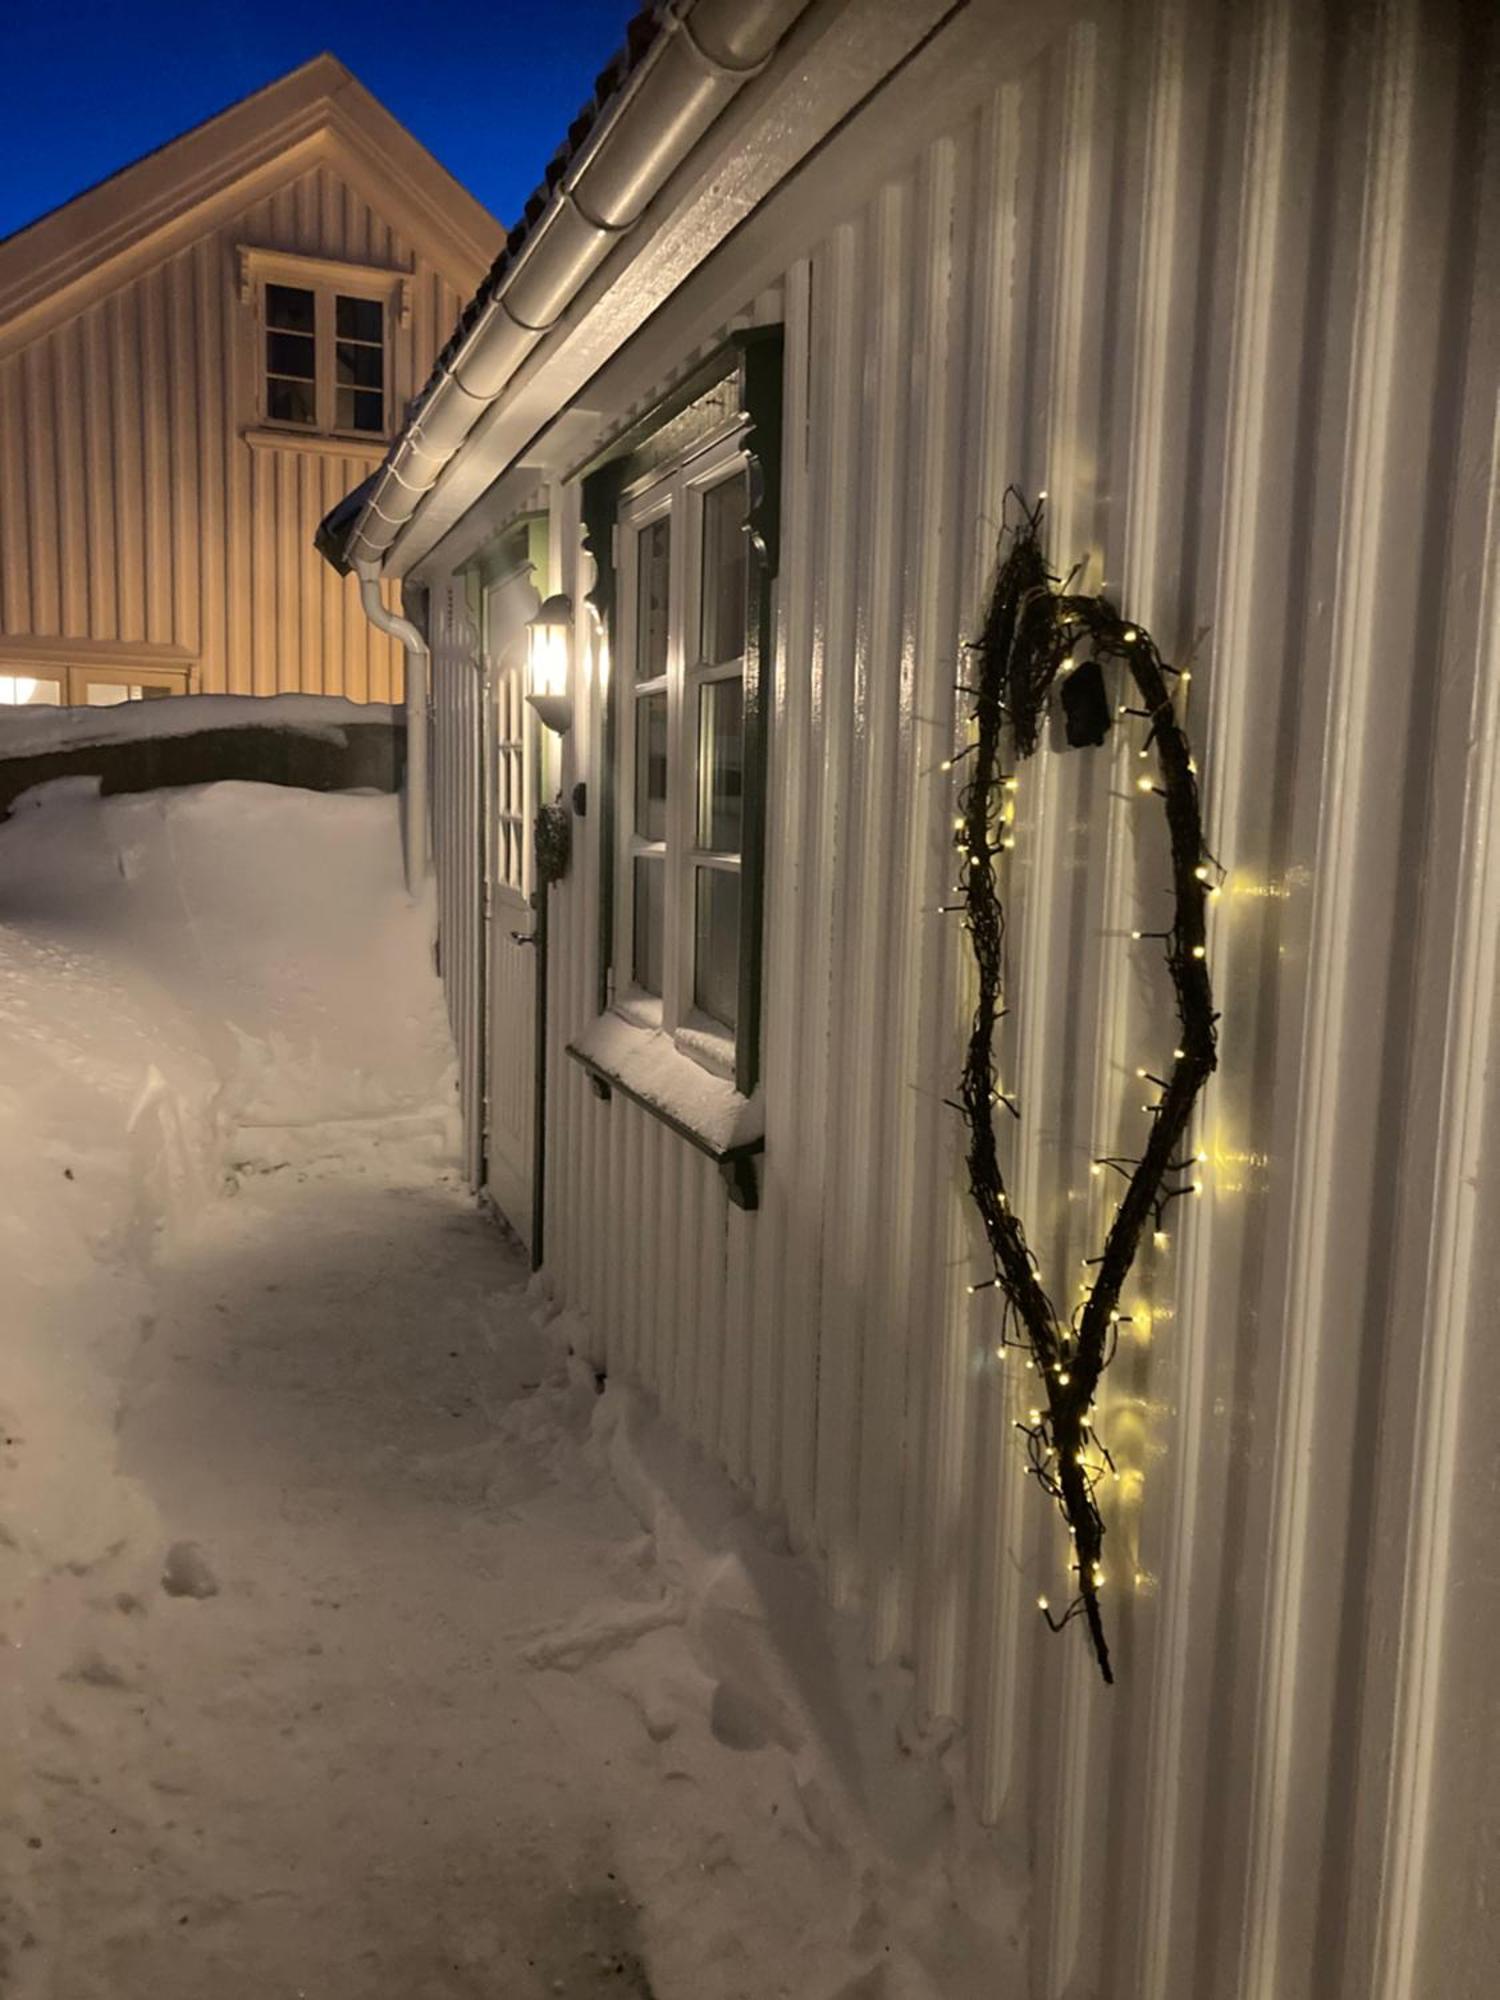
0, 162, 466, 699
467, 0, 1495, 1992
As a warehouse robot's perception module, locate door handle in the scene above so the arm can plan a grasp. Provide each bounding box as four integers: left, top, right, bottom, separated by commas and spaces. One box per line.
510, 930, 537, 946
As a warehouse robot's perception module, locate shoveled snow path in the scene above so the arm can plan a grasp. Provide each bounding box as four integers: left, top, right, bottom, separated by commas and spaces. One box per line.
35, 1159, 677, 1998
24, 1153, 1009, 2000
2, 784, 1022, 1999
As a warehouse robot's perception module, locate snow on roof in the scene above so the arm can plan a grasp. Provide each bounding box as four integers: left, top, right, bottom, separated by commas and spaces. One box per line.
0, 693, 395, 761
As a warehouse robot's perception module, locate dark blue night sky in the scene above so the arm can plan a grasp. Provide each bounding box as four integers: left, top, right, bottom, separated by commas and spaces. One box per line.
0, 0, 641, 243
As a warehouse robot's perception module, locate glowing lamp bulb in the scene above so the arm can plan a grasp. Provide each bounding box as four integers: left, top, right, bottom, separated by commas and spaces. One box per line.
525, 594, 575, 734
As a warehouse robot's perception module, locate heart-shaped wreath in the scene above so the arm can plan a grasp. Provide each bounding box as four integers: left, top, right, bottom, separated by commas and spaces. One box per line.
951, 494, 1219, 1683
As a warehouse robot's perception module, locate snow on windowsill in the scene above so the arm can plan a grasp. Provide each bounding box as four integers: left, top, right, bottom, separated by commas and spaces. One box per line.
568, 1010, 764, 1158
0, 693, 397, 760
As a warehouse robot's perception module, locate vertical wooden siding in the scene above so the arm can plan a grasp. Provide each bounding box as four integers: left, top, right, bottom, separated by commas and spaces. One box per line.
430, 0, 1497, 1992
0, 161, 467, 698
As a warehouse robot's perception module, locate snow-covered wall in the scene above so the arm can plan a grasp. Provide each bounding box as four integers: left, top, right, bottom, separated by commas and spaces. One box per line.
430, 1, 1499, 1994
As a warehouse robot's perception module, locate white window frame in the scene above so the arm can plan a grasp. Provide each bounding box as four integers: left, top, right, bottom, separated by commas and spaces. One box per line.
238, 247, 409, 445
0, 659, 191, 707
613, 429, 750, 1079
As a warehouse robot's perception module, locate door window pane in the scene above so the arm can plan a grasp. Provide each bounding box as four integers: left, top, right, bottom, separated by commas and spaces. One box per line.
635, 518, 670, 681
694, 867, 740, 1029
697, 679, 743, 853
633, 856, 665, 996
700, 473, 747, 665
0, 674, 62, 705
635, 693, 668, 840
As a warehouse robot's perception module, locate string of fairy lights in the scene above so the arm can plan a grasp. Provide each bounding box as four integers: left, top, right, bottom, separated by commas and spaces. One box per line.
945, 492, 1219, 1685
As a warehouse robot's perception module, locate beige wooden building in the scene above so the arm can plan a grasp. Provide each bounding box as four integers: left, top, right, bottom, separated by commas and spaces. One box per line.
0, 54, 501, 710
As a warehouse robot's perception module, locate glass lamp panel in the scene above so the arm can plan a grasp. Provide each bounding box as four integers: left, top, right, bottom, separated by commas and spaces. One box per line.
632, 856, 665, 997
696, 678, 744, 853
694, 868, 740, 1030
634, 693, 668, 841
635, 517, 671, 681
699, 473, 748, 665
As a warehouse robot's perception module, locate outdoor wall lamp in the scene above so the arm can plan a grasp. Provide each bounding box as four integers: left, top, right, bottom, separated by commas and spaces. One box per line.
525, 593, 575, 735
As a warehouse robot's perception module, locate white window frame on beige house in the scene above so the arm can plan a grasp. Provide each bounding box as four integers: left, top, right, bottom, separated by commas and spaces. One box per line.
238, 245, 412, 447
0, 641, 193, 709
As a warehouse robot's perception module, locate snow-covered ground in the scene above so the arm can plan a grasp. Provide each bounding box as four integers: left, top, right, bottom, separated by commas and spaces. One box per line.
0, 778, 1022, 1998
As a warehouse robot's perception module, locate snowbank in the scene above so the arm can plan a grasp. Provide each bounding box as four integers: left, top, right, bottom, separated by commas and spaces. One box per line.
0, 779, 456, 1166
0, 776, 455, 1636
0, 691, 394, 759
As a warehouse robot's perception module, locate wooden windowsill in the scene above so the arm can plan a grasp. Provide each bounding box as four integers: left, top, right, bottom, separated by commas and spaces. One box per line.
565, 1038, 764, 1211
0, 635, 194, 672
241, 427, 391, 462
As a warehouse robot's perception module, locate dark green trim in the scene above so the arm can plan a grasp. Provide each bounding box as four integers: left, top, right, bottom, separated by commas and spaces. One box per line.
733, 328, 782, 1097
579, 327, 785, 1090
581, 459, 627, 1016
565, 1043, 764, 1212
574, 343, 747, 489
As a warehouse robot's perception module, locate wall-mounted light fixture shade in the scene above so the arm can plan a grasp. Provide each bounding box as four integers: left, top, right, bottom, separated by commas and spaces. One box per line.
526, 593, 574, 735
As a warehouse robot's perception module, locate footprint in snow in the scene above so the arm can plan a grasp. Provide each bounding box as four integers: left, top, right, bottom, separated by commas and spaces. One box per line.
161, 1541, 219, 1599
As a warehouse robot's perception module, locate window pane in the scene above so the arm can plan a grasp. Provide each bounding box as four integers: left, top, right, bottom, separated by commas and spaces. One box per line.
336, 387, 385, 435
267, 377, 316, 426
694, 867, 740, 1030
0, 674, 62, 705
700, 472, 748, 665
336, 340, 384, 389
267, 284, 315, 332
336, 295, 383, 343
635, 692, 667, 841
635, 517, 670, 681
266, 329, 315, 379
697, 678, 743, 853
633, 856, 665, 996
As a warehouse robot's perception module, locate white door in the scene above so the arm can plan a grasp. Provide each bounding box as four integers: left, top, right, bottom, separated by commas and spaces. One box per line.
483, 574, 540, 1245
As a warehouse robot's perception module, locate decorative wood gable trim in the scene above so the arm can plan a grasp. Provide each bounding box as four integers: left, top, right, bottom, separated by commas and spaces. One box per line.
236, 245, 413, 327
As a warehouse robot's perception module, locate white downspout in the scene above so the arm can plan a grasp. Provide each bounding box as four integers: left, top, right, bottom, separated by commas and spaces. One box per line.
355, 561, 429, 894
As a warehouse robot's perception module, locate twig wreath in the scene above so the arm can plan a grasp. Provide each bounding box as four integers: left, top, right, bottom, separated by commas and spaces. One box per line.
950, 493, 1218, 1683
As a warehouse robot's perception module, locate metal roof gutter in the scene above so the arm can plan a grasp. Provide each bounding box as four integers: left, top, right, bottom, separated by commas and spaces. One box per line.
333, 0, 812, 575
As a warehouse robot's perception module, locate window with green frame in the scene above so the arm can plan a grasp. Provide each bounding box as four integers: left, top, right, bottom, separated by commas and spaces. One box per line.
582, 329, 782, 1100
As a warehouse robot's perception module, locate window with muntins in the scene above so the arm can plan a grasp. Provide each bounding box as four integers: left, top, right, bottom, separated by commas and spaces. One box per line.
615, 434, 751, 1068
263, 281, 387, 439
